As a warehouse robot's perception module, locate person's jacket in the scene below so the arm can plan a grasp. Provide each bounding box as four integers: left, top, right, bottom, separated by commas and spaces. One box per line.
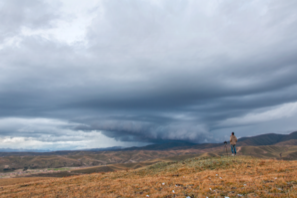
230, 135, 237, 145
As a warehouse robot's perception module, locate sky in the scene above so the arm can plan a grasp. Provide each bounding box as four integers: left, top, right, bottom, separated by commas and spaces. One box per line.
1, 0, 297, 151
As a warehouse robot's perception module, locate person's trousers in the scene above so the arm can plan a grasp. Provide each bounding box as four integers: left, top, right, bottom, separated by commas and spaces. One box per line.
231, 145, 236, 154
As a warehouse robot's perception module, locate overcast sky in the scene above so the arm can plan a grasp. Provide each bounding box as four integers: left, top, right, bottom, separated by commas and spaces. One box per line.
0, 0, 297, 150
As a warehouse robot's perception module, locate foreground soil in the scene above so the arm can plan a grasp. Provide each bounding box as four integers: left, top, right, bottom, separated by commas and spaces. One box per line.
0, 156, 297, 197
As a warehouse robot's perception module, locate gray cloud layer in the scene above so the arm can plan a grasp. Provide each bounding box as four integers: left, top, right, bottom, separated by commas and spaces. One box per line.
1, 0, 297, 149
0, 0, 59, 41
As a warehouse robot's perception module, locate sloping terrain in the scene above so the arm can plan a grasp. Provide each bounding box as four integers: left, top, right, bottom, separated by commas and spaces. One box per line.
237, 131, 297, 146
240, 145, 297, 159
0, 156, 297, 197
0, 177, 49, 187
6, 145, 294, 178
0, 150, 208, 172
21, 154, 224, 178
274, 139, 297, 146
1, 131, 297, 172
1, 145, 297, 173
22, 159, 165, 178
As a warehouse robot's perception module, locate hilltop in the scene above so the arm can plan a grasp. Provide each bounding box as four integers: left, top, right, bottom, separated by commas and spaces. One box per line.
0, 156, 297, 197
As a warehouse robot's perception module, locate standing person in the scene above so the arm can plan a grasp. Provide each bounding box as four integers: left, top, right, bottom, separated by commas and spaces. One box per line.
230, 132, 237, 156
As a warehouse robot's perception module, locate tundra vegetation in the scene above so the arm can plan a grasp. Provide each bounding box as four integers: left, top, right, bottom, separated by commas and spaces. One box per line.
0, 156, 297, 197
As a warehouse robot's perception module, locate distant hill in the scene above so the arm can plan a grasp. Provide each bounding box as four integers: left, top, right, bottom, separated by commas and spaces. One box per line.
274, 139, 297, 146
123, 141, 198, 151
239, 145, 297, 159
1, 131, 297, 172
124, 131, 297, 150
237, 131, 297, 146
83, 146, 123, 151
1, 131, 296, 155
0, 149, 208, 172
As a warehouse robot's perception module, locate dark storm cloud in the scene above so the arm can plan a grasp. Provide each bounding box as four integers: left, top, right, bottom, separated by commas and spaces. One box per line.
1, 0, 297, 149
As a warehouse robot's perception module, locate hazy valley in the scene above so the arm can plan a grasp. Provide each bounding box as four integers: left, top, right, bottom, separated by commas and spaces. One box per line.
1, 132, 297, 177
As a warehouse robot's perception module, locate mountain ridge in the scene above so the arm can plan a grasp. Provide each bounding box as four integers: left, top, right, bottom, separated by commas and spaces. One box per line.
1, 131, 297, 154
237, 131, 297, 146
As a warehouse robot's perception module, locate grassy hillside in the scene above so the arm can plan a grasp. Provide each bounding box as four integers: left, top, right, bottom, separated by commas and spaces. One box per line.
8, 154, 212, 178
22, 160, 164, 177
0, 156, 297, 197
0, 177, 49, 187
2, 144, 297, 173
239, 145, 297, 160
9, 146, 295, 178
1, 131, 297, 172
0, 150, 207, 172
275, 139, 297, 146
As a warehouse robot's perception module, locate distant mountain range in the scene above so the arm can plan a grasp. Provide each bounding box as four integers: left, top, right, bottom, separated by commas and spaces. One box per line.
0, 146, 123, 153
0, 148, 51, 152
237, 131, 297, 146
123, 131, 297, 150
1, 131, 297, 172
0, 131, 297, 154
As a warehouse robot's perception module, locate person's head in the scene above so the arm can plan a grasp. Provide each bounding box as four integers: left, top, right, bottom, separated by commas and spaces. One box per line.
232, 132, 234, 135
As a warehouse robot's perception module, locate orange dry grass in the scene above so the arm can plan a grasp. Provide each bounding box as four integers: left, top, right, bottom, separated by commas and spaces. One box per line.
0, 156, 297, 198
0, 177, 50, 187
